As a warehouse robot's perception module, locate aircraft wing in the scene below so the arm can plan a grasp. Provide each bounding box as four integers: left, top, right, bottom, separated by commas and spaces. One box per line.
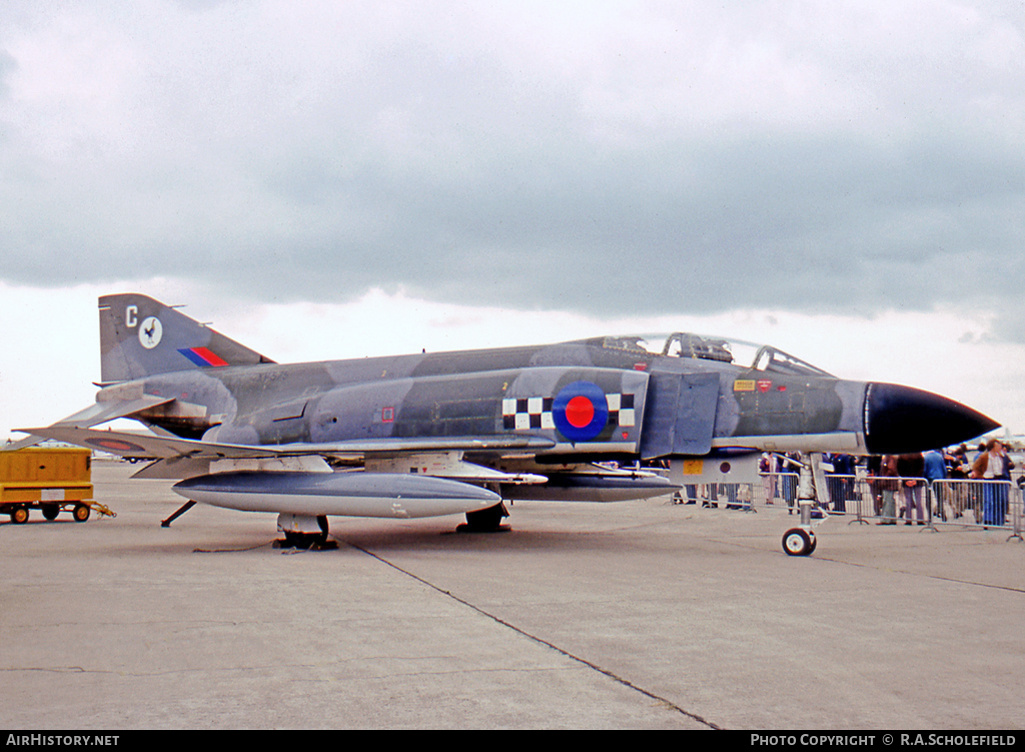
16, 424, 557, 462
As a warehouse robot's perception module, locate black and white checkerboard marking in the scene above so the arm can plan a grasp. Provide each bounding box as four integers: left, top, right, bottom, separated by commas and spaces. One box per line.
503, 393, 635, 432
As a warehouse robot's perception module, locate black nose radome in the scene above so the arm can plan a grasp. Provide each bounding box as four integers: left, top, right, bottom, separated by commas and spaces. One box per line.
864, 383, 1000, 455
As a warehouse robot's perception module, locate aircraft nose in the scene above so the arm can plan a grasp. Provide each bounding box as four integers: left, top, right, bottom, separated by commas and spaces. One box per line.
864, 383, 1000, 455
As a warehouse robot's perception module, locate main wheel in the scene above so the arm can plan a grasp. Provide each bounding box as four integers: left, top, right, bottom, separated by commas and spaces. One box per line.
460, 503, 509, 533
11, 506, 29, 524
782, 527, 813, 556
283, 531, 313, 549
73, 504, 91, 522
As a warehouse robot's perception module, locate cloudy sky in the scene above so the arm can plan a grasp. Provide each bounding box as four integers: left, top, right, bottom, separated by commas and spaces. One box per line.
1, 0, 1023, 438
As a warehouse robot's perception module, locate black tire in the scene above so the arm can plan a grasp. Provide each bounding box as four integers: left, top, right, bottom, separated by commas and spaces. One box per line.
42, 504, 60, 521
462, 503, 509, 532
11, 506, 29, 524
73, 504, 91, 522
782, 527, 812, 556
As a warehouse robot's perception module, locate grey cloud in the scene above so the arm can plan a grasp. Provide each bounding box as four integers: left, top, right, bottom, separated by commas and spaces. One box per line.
2, 1, 1024, 339
0, 49, 15, 99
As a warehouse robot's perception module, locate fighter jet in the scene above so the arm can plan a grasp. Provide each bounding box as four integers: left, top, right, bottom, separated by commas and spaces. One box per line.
15, 294, 998, 554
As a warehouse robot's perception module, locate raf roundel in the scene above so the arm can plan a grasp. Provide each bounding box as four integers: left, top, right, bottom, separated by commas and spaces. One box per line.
86, 437, 147, 454
552, 381, 609, 442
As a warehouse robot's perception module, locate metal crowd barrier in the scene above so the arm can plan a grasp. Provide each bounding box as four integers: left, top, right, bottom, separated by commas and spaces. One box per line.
759, 471, 801, 513
929, 478, 1022, 536
678, 472, 804, 513
732, 471, 1025, 538
676, 480, 764, 511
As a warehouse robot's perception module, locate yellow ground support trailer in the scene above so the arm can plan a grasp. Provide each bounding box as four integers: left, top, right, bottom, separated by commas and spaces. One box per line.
0, 447, 111, 524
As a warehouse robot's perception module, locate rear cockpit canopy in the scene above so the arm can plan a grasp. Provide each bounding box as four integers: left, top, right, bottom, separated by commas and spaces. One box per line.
598, 332, 834, 378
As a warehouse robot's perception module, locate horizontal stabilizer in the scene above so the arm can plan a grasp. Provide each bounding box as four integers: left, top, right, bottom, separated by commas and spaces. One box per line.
4, 395, 175, 452
56, 395, 175, 428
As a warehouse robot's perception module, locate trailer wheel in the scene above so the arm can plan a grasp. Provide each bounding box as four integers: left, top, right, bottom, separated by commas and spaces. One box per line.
42, 504, 60, 521
11, 506, 29, 524
73, 504, 91, 522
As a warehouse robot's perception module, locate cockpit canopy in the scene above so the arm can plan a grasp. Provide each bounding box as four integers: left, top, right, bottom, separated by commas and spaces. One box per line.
598, 332, 834, 378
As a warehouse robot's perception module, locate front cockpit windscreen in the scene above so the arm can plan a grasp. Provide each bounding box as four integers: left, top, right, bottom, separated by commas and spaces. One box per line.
600, 333, 834, 377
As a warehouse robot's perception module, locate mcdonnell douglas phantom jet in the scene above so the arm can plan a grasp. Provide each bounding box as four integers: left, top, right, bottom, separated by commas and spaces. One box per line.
14, 294, 998, 555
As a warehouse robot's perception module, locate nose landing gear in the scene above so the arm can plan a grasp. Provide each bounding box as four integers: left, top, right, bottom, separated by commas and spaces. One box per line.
782, 525, 817, 556
780, 456, 826, 557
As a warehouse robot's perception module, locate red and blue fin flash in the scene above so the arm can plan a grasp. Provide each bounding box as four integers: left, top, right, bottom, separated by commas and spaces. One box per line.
178, 347, 230, 367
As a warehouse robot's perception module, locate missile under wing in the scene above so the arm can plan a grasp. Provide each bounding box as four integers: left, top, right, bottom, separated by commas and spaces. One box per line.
15, 294, 999, 552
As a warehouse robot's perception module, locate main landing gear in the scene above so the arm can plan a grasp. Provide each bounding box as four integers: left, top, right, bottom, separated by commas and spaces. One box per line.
457, 502, 510, 533
275, 514, 338, 550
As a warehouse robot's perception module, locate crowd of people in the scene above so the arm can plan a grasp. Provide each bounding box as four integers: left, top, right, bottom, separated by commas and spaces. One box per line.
754, 441, 1019, 527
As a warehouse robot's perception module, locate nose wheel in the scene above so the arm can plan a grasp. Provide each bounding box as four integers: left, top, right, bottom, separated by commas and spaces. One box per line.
779, 454, 827, 556
782, 527, 816, 556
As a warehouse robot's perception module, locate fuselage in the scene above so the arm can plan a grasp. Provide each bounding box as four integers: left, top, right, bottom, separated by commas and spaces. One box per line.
109, 334, 870, 462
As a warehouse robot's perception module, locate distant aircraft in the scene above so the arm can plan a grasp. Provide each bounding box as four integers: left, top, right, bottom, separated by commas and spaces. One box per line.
14, 294, 998, 555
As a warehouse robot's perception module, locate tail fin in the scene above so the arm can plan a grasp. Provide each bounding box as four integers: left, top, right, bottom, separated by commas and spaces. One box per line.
99, 294, 275, 383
